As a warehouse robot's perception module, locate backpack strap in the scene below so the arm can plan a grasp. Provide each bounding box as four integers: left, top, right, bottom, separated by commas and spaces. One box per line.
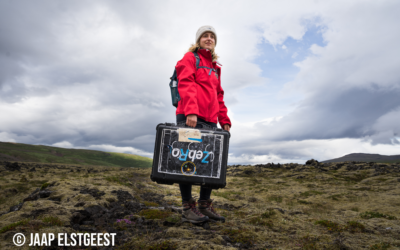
192, 51, 201, 69
192, 51, 216, 75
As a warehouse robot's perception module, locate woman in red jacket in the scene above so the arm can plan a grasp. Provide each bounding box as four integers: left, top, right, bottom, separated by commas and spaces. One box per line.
175, 25, 231, 224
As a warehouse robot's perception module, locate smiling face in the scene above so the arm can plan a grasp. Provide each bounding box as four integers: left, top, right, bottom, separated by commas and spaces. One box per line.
199, 32, 216, 50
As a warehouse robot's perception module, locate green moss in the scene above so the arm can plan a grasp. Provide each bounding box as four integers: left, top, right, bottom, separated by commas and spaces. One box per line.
375, 178, 388, 182
315, 220, 366, 233
222, 228, 255, 246
300, 190, 324, 198
143, 201, 159, 207
346, 221, 365, 233
315, 220, 344, 232
42, 216, 63, 227
213, 191, 242, 201
327, 194, 342, 201
105, 176, 131, 186
369, 242, 391, 250
41, 182, 50, 190
267, 195, 283, 203
165, 214, 180, 224
261, 209, 276, 218
0, 219, 30, 234
360, 211, 397, 220
298, 200, 312, 204
248, 217, 273, 227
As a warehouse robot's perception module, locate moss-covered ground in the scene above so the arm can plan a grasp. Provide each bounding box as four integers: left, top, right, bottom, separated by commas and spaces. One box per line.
0, 161, 399, 249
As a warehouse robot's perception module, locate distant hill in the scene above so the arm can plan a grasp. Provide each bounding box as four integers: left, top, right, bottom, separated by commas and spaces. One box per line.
0, 141, 152, 168
321, 153, 400, 163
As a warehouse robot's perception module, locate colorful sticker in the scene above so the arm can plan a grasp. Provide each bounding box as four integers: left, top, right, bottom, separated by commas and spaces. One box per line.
178, 128, 202, 143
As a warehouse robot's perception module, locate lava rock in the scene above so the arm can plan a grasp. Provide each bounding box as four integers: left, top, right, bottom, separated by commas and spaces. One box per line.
23, 188, 40, 202
243, 170, 255, 175
80, 188, 105, 199
39, 190, 52, 198
305, 159, 319, 165
9, 202, 24, 212
4, 162, 21, 171
85, 205, 108, 215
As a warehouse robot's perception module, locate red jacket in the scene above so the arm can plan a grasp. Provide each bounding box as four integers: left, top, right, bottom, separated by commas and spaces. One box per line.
175, 49, 231, 128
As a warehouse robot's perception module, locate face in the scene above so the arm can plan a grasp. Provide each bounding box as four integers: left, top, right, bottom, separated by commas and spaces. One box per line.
199, 32, 215, 50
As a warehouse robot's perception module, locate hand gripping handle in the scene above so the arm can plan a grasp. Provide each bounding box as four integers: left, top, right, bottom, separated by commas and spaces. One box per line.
177, 121, 214, 130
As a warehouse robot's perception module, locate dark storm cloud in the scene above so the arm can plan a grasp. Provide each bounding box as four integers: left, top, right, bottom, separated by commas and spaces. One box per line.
0, 1, 83, 98
1, 0, 399, 164
263, 87, 400, 142
0, 0, 175, 151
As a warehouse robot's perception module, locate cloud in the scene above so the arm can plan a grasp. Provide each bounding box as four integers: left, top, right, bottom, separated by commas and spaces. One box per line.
0, 0, 399, 164
87, 144, 153, 158
228, 137, 400, 165
52, 141, 74, 148
50, 141, 153, 158
0, 132, 17, 143
227, 0, 400, 162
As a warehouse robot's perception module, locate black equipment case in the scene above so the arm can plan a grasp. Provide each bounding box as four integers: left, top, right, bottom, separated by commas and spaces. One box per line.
151, 122, 230, 189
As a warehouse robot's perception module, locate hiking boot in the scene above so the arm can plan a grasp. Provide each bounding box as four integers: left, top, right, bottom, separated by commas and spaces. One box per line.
182, 198, 209, 223
198, 199, 225, 223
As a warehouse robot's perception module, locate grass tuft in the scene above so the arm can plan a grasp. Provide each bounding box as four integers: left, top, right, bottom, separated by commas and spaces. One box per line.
0, 219, 30, 234
315, 220, 344, 232
346, 221, 366, 233
315, 220, 366, 233
261, 209, 276, 218
143, 201, 159, 207
42, 216, 63, 227
369, 242, 391, 250
300, 190, 324, 198
360, 211, 397, 220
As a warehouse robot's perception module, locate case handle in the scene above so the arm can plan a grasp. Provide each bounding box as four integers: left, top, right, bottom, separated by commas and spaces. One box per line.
177, 121, 214, 130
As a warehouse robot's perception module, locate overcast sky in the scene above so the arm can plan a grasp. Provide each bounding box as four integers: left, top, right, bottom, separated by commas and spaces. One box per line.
1, 0, 399, 164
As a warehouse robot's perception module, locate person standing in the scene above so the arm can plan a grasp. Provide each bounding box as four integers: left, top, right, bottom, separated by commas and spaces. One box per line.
175, 25, 231, 223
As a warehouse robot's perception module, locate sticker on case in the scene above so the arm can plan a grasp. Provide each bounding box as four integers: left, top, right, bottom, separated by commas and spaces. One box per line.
177, 128, 202, 143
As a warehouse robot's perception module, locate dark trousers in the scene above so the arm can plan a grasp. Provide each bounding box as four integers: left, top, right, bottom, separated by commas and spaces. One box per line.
176, 114, 216, 202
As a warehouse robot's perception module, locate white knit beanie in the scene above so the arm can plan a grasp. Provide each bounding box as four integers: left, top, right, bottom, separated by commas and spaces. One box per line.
196, 25, 217, 46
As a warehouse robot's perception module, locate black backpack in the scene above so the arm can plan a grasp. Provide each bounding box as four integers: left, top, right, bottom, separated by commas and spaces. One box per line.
169, 51, 216, 107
